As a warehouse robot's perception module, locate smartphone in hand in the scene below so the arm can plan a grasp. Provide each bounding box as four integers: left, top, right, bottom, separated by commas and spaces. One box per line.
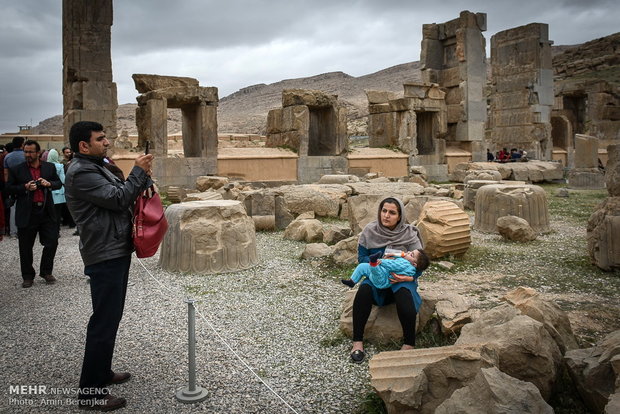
145, 141, 150, 155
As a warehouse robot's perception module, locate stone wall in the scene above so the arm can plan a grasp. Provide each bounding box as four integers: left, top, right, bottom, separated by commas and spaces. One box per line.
421, 10, 487, 156
62, 0, 117, 144
489, 23, 554, 160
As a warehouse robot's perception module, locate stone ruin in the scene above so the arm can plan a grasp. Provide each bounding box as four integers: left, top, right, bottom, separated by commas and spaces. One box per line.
266, 89, 348, 183
552, 33, 620, 166
366, 84, 448, 178
159, 200, 258, 274
62, 0, 117, 143
488, 23, 554, 161
421, 11, 487, 157
357, 286, 619, 413
587, 143, 620, 271
416, 200, 471, 259
473, 183, 550, 234
133, 74, 219, 187
568, 134, 606, 189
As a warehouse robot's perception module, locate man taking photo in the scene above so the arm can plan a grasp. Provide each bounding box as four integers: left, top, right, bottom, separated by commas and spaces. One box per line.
65, 121, 153, 411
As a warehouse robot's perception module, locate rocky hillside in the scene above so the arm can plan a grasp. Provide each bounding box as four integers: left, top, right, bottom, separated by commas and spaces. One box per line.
31, 33, 619, 136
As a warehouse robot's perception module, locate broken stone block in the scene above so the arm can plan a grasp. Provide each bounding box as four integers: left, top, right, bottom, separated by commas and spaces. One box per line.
331, 236, 359, 265
182, 191, 223, 202
456, 304, 562, 400
435, 293, 473, 335
317, 174, 360, 184
277, 184, 350, 218
474, 184, 550, 234
159, 200, 258, 274
369, 345, 497, 414
283, 216, 324, 243
502, 287, 579, 354
196, 175, 229, 191
417, 200, 471, 259
607, 144, 620, 197
322, 224, 353, 245
435, 367, 553, 414
132, 74, 199, 94
165, 186, 186, 203
587, 196, 620, 271
301, 243, 332, 259
497, 215, 538, 242
568, 168, 605, 189
565, 330, 620, 413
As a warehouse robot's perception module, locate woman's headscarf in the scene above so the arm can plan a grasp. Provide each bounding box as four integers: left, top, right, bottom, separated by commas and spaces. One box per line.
358, 197, 423, 249
47, 148, 60, 164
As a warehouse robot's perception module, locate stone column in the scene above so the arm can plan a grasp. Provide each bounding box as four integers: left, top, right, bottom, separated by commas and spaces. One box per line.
62, 0, 117, 145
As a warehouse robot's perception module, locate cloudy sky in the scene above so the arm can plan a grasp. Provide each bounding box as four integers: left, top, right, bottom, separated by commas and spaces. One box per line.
0, 0, 618, 134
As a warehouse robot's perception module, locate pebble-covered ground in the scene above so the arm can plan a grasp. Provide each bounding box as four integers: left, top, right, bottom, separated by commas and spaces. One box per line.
2, 185, 619, 413
0, 228, 371, 414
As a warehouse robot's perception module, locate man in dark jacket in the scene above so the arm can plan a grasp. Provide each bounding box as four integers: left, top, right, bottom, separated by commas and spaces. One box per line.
65, 121, 153, 411
6, 139, 62, 288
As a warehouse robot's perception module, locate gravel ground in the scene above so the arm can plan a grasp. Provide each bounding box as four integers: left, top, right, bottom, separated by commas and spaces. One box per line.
0, 228, 370, 414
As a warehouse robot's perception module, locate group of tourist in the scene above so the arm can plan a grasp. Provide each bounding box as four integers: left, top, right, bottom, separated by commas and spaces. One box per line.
487, 147, 528, 162
1, 137, 75, 241
2, 120, 431, 411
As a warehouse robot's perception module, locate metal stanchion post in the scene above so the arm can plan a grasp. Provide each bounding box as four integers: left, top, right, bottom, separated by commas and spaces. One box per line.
175, 298, 208, 403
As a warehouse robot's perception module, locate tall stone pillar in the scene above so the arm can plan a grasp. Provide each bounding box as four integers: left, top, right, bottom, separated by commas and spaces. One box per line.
62, 0, 118, 145
421, 10, 487, 157
489, 23, 554, 160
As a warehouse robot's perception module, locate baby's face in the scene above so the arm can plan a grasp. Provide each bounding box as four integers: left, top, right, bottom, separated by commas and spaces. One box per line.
403, 250, 419, 266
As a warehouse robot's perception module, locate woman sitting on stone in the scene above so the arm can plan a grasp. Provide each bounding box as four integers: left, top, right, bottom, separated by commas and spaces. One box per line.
350, 196, 424, 363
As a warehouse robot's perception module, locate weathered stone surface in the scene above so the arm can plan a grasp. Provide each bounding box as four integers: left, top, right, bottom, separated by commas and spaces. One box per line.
417, 201, 471, 259
463, 169, 502, 183
435, 293, 473, 335
301, 243, 332, 259
587, 197, 620, 271
331, 235, 359, 265
132, 74, 199, 94
317, 174, 360, 184
282, 88, 338, 107
159, 200, 258, 274
365, 90, 398, 104
574, 134, 599, 169
283, 216, 324, 243
474, 184, 550, 234
277, 184, 350, 218
456, 304, 562, 399
497, 215, 538, 242
435, 367, 553, 414
568, 168, 606, 189
63, 0, 117, 143
565, 330, 620, 413
370, 345, 497, 414
346, 182, 426, 197
502, 287, 579, 354
275, 195, 294, 230
322, 224, 353, 245
463, 179, 500, 210
182, 191, 223, 202
242, 190, 275, 216
196, 175, 229, 191
450, 161, 562, 183
166, 186, 187, 203
250, 215, 274, 231
607, 144, 620, 197
340, 288, 403, 342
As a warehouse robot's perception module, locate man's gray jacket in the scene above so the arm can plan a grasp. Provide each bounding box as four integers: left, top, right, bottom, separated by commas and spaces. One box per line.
65, 153, 151, 266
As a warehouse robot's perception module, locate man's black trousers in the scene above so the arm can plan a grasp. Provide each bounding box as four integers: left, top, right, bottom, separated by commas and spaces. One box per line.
79, 255, 131, 398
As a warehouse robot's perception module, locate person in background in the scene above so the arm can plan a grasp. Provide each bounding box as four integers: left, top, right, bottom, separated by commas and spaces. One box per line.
6, 140, 61, 288
61, 146, 73, 170
486, 148, 495, 162
46, 149, 66, 236
0, 143, 12, 237
4, 137, 26, 238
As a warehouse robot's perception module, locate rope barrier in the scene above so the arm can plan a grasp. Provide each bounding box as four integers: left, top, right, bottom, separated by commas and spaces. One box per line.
135, 257, 300, 414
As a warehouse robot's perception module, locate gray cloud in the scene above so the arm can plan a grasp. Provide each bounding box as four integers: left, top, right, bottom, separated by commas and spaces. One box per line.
1, 0, 618, 134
